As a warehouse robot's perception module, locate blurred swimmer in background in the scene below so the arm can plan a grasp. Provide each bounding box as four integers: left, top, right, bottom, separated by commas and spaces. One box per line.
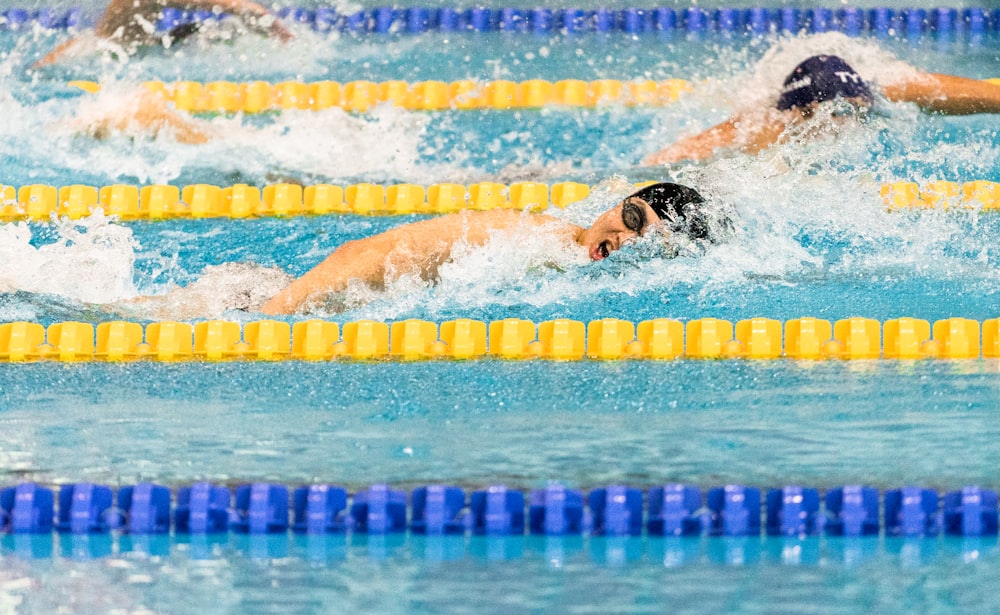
644, 54, 1000, 165
64, 50, 1000, 155
33, 0, 292, 68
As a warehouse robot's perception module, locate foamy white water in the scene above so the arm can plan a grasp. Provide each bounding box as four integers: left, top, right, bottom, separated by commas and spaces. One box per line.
0, 213, 138, 303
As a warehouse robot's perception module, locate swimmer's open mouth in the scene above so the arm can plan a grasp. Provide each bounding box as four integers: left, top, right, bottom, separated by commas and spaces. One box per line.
596, 242, 610, 260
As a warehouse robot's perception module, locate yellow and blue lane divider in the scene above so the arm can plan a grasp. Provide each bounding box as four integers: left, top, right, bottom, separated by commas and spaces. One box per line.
1, 179, 998, 222
1, 316, 998, 362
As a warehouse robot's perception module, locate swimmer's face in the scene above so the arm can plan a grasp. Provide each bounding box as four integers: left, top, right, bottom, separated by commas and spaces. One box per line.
580, 196, 662, 261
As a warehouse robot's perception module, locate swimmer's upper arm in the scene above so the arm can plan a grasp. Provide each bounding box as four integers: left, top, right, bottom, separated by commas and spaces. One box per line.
643, 117, 741, 165
259, 236, 392, 315
259, 210, 547, 315
259, 215, 471, 315
883, 72, 1000, 115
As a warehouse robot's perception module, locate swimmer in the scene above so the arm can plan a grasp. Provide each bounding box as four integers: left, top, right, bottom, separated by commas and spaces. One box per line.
644, 54, 1000, 165
33, 0, 292, 68
251, 182, 723, 315
73, 87, 214, 144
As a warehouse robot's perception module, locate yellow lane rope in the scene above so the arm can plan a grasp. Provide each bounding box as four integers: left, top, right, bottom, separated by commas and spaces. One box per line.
69, 78, 693, 113
69, 78, 1000, 113
1, 180, 996, 221
0, 316, 997, 362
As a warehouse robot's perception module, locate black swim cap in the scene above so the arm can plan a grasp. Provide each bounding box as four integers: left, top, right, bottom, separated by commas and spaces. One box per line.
167, 21, 202, 43
626, 182, 717, 243
776, 55, 874, 112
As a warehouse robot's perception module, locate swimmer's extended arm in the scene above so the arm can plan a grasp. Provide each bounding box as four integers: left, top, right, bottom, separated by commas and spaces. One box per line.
260, 210, 566, 315
883, 73, 1000, 115
643, 110, 789, 165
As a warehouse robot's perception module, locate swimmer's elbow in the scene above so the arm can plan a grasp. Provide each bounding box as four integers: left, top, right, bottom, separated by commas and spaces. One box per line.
259, 292, 297, 315
258, 303, 283, 316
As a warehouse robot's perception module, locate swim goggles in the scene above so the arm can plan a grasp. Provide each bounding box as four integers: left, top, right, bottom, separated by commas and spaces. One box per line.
621, 198, 649, 234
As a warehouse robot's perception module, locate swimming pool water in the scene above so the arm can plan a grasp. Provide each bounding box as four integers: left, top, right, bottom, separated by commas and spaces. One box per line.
3, 360, 1000, 489
2, 3, 1000, 614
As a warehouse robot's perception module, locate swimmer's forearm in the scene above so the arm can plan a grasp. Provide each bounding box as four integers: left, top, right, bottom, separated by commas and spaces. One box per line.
643, 119, 738, 165
259, 267, 348, 315
31, 37, 79, 68
260, 240, 388, 314
644, 112, 788, 164
259, 279, 314, 315
884, 73, 1000, 115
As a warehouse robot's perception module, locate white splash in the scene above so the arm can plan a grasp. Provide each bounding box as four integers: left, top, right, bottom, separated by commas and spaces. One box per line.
0, 213, 138, 303
113, 261, 293, 320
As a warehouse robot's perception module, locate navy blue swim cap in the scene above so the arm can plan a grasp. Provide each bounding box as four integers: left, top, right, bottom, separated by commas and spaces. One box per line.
776, 55, 873, 111
627, 182, 719, 242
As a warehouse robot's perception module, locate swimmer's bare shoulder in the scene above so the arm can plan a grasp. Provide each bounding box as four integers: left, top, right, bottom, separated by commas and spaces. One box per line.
260, 209, 581, 315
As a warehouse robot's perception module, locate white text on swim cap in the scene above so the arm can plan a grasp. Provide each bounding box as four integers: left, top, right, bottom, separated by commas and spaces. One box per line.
834, 71, 862, 84
781, 75, 811, 93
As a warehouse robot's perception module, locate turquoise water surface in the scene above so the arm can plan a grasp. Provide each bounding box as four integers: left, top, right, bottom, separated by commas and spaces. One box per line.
1, 3, 1000, 613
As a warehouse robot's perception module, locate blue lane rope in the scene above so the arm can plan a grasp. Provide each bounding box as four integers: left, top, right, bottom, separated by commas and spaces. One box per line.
1, 482, 996, 538
4, 6, 997, 36
0, 8, 81, 29
266, 6, 996, 36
